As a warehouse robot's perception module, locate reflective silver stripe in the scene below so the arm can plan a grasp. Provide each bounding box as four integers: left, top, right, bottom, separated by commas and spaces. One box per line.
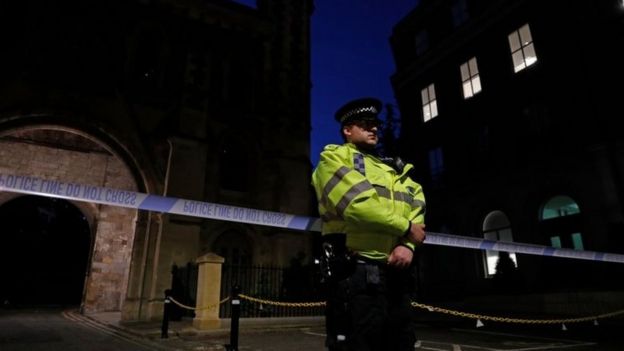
411, 198, 426, 210
335, 180, 374, 216
373, 185, 426, 209
373, 185, 390, 198
393, 191, 408, 203
394, 191, 414, 206
320, 166, 351, 207
397, 192, 426, 209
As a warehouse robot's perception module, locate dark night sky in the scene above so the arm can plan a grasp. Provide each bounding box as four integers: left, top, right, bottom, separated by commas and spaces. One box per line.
234, 0, 419, 165
308, 0, 419, 165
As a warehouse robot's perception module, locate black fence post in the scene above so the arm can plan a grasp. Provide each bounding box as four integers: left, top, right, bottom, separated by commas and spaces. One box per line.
226, 285, 241, 351
161, 289, 171, 339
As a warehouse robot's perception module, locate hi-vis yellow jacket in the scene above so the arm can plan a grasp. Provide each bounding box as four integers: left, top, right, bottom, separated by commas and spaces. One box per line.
311, 143, 426, 261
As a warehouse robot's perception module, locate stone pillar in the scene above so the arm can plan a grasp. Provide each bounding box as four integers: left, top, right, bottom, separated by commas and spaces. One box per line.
192, 253, 225, 329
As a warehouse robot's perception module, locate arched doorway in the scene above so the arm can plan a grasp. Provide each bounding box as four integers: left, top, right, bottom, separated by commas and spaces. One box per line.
0, 125, 140, 313
0, 195, 90, 306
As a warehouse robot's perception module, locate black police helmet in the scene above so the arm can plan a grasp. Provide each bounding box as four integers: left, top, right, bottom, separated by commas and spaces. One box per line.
334, 97, 383, 126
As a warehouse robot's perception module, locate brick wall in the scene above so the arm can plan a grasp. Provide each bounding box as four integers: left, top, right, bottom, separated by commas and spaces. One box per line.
0, 139, 137, 312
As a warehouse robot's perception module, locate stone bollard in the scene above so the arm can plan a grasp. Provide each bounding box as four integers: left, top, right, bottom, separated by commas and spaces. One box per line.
192, 253, 225, 329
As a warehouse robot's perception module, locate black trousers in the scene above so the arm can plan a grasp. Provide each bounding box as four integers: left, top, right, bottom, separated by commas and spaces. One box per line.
325, 259, 417, 351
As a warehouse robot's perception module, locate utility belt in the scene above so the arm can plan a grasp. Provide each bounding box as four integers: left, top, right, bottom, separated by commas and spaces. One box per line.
320, 233, 387, 283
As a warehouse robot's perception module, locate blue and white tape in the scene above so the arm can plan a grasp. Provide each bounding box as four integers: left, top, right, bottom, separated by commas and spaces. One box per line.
0, 173, 321, 231
1, 172, 623, 264
425, 232, 624, 264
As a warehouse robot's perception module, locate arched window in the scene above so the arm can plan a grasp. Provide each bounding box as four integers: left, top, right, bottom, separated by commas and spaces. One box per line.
540, 195, 584, 250
540, 195, 580, 220
482, 210, 518, 277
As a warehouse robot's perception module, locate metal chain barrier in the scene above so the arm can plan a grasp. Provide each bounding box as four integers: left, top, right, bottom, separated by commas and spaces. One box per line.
221, 291, 624, 350
238, 294, 326, 308
235, 292, 624, 325
411, 301, 624, 324
168, 296, 230, 311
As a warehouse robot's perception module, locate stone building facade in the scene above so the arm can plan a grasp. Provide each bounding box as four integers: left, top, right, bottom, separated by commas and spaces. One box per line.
390, 0, 624, 305
0, 0, 314, 321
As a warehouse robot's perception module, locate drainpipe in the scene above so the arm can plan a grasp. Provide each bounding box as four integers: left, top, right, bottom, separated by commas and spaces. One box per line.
143, 138, 173, 318
136, 211, 152, 319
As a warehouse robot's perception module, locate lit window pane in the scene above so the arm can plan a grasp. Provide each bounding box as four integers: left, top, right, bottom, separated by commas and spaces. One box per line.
421, 88, 429, 103
486, 251, 498, 275
422, 84, 437, 120
509, 253, 518, 266
519, 24, 533, 45
508, 32, 521, 52
460, 63, 470, 80
423, 105, 431, 121
463, 81, 473, 98
572, 233, 584, 250
550, 236, 562, 248
512, 51, 525, 72
542, 196, 580, 219
469, 57, 479, 74
472, 76, 482, 94
428, 84, 436, 100
523, 43, 537, 66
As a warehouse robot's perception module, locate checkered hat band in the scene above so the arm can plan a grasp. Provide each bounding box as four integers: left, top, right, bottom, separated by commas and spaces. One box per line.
341, 106, 378, 121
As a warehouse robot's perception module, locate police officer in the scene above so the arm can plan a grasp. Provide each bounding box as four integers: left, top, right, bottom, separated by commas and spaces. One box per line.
311, 97, 426, 351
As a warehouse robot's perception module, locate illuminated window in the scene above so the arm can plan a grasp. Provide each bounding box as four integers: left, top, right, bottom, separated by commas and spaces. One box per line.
541, 195, 580, 220
482, 210, 518, 277
540, 195, 584, 250
460, 57, 482, 99
421, 83, 438, 122
550, 233, 584, 250
571, 233, 584, 250
550, 236, 562, 248
508, 23, 538, 73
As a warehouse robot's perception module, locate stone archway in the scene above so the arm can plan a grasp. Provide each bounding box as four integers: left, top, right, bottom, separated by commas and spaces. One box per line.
0, 195, 91, 306
0, 126, 140, 313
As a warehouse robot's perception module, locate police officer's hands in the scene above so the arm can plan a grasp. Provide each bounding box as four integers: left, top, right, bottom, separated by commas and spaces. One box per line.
406, 222, 426, 246
388, 245, 413, 268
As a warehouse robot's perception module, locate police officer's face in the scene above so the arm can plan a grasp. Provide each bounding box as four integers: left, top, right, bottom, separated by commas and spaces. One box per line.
343, 120, 379, 149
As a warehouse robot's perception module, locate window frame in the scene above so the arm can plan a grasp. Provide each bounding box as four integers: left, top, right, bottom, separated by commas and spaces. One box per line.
421, 83, 438, 122
460, 57, 482, 99
508, 23, 538, 73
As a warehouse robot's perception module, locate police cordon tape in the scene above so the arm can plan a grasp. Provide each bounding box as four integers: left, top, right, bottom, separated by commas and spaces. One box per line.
2, 172, 624, 264
0, 172, 321, 231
